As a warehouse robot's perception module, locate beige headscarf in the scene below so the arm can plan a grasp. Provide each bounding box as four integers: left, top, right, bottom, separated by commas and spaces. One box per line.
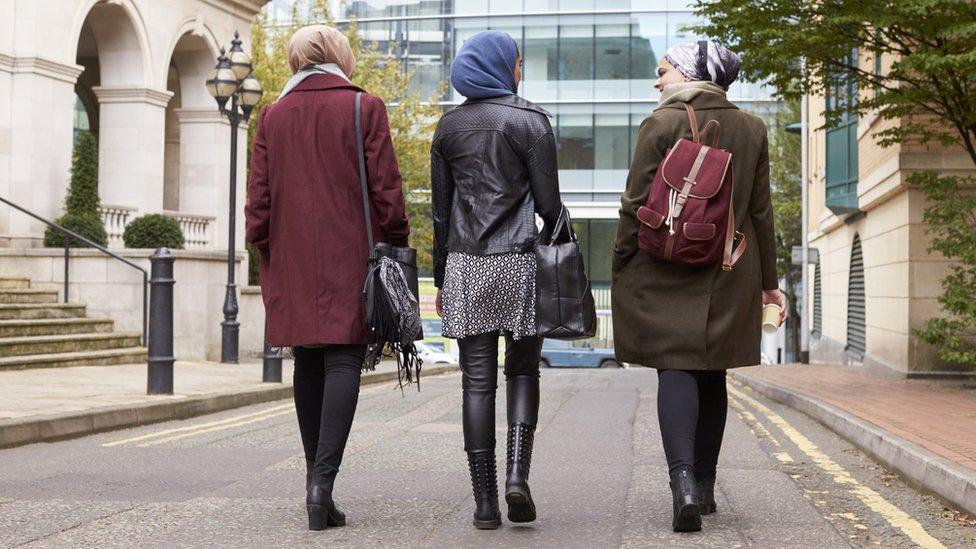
287, 25, 356, 77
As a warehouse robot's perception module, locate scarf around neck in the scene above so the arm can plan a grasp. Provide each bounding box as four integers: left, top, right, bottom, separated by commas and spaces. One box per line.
276, 63, 350, 102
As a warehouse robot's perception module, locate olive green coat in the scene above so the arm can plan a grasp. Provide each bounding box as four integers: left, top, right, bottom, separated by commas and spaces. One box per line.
611, 82, 777, 371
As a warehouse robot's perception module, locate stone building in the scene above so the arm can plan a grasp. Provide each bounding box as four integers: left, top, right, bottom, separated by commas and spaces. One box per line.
1, 0, 265, 248
0, 0, 268, 363
804, 67, 974, 376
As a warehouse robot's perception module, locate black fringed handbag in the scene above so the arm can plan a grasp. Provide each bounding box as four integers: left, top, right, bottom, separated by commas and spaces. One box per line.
354, 92, 423, 388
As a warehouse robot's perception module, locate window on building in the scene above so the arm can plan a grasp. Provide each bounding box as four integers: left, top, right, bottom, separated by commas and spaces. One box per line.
558, 22, 594, 81
825, 50, 860, 215
557, 114, 594, 169
595, 23, 630, 81
73, 95, 91, 144
846, 234, 865, 360
571, 219, 617, 286
523, 24, 557, 82
595, 114, 631, 170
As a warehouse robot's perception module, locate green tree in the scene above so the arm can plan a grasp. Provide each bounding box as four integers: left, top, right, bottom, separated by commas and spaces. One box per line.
248, 1, 441, 277
770, 101, 803, 361
44, 131, 108, 248
694, 0, 976, 367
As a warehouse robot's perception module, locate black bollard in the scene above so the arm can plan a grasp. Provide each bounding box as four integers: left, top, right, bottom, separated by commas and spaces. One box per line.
147, 247, 175, 395
262, 319, 282, 383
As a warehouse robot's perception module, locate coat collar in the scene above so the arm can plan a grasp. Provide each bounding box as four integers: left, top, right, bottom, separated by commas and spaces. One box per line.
286, 73, 364, 94
655, 81, 738, 112
460, 94, 553, 118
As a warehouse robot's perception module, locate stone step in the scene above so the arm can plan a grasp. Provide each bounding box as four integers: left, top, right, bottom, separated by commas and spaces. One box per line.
0, 278, 30, 289
0, 289, 60, 304
0, 318, 115, 338
0, 347, 147, 371
0, 303, 87, 320
0, 332, 142, 358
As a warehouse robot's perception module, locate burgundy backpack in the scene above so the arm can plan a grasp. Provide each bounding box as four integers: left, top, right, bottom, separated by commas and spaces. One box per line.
636, 103, 746, 270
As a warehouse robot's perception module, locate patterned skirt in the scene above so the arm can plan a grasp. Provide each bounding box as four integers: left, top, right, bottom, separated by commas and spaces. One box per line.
441, 251, 537, 340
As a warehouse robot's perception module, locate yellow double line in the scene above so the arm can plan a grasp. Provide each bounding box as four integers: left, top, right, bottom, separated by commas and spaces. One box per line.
729, 382, 945, 549
103, 384, 392, 448
103, 403, 295, 448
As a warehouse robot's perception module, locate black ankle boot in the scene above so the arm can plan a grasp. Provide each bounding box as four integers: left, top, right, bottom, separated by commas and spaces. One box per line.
306, 477, 346, 531
670, 467, 701, 532
505, 422, 537, 523
697, 476, 716, 515
467, 451, 501, 529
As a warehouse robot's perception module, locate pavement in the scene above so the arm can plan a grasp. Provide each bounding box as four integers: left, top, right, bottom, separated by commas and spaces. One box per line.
0, 359, 456, 449
2, 368, 973, 547
733, 364, 976, 516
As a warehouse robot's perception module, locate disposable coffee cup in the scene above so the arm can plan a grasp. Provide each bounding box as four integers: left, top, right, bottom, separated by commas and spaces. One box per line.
761, 304, 783, 334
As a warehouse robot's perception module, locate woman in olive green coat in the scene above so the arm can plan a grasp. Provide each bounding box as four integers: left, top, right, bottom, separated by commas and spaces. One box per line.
611, 41, 787, 532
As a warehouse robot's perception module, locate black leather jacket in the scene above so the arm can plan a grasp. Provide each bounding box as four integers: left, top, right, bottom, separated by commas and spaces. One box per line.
430, 94, 562, 287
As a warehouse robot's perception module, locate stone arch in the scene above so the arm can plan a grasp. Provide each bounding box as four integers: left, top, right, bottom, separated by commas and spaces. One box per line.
71, 0, 152, 88
162, 21, 223, 212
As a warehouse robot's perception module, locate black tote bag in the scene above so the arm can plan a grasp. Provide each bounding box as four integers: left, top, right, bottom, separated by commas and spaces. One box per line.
535, 207, 597, 340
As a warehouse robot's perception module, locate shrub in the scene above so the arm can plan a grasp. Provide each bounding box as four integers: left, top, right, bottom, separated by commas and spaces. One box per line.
43, 212, 108, 248
123, 214, 185, 249
45, 131, 107, 248
65, 132, 100, 216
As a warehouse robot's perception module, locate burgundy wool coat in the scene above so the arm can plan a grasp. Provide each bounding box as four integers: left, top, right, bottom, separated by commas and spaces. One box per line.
245, 74, 410, 347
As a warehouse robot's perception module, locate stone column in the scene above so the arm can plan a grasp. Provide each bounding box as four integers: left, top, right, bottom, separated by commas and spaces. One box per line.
175, 107, 245, 252
92, 86, 173, 218
0, 55, 82, 245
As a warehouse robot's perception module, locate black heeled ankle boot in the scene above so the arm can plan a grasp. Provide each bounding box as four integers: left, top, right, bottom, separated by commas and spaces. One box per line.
670, 467, 702, 532
306, 476, 346, 531
505, 422, 537, 523
697, 476, 717, 515
467, 451, 502, 530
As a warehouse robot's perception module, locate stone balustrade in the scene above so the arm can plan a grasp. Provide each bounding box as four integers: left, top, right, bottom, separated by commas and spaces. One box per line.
162, 211, 215, 250
98, 204, 136, 248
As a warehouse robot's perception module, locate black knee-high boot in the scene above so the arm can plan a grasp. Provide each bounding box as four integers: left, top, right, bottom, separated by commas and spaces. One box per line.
504, 335, 542, 523
459, 332, 502, 529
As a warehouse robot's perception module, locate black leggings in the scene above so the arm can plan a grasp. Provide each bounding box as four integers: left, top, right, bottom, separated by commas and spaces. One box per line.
657, 369, 728, 479
293, 345, 365, 486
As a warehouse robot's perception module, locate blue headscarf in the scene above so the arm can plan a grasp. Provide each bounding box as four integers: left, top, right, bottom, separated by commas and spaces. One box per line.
451, 31, 519, 99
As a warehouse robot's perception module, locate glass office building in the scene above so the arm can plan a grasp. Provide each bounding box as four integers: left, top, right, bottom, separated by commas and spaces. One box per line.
268, 0, 778, 304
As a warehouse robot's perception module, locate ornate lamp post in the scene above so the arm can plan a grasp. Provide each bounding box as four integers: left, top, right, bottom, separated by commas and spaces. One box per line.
206, 31, 263, 364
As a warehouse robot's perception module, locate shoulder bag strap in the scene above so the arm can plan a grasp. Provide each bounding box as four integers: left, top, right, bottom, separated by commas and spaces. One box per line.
355, 92, 376, 256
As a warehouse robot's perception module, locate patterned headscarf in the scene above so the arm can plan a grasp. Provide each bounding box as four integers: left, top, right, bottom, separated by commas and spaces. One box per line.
663, 40, 741, 91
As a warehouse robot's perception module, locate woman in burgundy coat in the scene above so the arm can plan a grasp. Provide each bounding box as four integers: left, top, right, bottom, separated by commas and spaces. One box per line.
245, 25, 410, 531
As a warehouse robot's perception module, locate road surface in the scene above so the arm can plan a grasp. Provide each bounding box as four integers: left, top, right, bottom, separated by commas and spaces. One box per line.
1, 368, 973, 547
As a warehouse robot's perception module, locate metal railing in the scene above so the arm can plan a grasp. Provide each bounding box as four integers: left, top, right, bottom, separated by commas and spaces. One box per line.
0, 196, 148, 345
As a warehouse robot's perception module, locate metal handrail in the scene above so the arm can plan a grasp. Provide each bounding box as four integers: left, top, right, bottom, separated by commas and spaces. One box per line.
0, 195, 148, 345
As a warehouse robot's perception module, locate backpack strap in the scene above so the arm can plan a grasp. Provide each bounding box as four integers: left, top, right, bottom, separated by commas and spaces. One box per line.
683, 103, 700, 143
722, 183, 748, 271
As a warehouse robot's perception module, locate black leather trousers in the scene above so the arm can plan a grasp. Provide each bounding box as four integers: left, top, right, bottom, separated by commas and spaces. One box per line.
457, 331, 542, 453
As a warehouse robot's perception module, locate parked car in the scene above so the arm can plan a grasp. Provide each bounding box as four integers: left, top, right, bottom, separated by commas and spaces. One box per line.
539, 339, 621, 368
415, 341, 457, 365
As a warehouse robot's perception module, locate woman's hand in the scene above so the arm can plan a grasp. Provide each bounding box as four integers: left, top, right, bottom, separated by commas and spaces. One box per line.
762, 289, 788, 324
436, 288, 444, 317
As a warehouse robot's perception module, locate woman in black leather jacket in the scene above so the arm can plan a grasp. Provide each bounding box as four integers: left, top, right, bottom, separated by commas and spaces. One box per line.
430, 30, 562, 530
